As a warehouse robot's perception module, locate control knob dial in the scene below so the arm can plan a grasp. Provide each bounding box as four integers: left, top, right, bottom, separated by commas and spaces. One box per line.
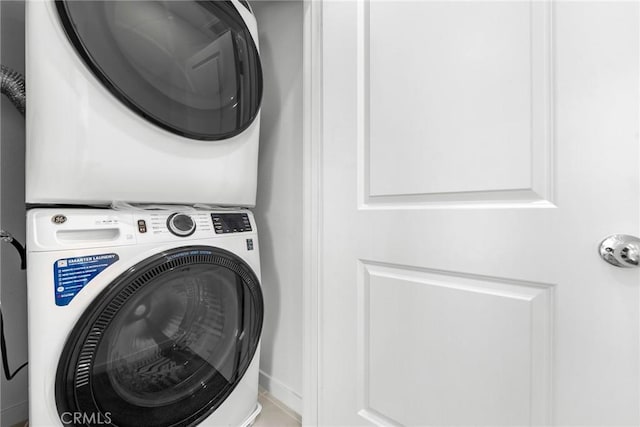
167, 213, 196, 237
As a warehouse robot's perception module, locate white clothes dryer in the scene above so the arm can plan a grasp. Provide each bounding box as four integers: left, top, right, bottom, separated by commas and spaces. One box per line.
27, 207, 263, 426
26, 1, 263, 206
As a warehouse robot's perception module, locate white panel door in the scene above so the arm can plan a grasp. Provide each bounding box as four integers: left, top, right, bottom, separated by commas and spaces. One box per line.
317, 1, 639, 425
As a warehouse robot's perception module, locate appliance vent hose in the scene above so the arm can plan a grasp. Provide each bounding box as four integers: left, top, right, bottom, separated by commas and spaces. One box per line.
0, 65, 25, 116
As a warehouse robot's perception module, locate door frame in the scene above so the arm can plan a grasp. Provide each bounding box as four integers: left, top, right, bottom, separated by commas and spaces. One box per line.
302, 0, 323, 425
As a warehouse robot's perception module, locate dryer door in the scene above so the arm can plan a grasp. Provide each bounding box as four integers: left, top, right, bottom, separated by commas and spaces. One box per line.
56, 246, 263, 427
55, 0, 262, 140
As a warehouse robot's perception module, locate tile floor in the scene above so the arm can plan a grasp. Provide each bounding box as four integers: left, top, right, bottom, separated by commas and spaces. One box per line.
254, 389, 301, 427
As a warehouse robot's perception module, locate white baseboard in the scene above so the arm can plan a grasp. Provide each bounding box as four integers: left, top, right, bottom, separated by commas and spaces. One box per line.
1, 400, 28, 427
258, 370, 302, 417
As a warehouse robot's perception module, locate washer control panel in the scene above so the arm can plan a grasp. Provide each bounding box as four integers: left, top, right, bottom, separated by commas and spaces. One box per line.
139, 211, 214, 238
132, 210, 254, 241
167, 213, 196, 237
211, 213, 252, 234
27, 208, 256, 251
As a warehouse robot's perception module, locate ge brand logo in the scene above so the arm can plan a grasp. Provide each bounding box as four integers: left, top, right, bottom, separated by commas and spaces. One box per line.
52, 214, 67, 224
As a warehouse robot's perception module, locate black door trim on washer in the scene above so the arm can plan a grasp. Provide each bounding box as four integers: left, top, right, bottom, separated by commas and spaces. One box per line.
55, 246, 263, 427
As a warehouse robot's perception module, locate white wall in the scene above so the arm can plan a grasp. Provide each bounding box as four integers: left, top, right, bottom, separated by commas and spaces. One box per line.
0, 1, 28, 426
252, 0, 304, 415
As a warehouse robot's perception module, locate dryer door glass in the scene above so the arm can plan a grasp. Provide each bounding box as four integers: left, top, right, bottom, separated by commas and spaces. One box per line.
55, 1, 262, 140
55, 246, 263, 427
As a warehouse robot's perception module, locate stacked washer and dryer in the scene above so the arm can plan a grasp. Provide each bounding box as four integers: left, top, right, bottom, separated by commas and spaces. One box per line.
25, 1, 265, 426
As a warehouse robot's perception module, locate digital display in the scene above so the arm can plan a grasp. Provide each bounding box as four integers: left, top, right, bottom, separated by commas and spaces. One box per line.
211, 213, 252, 234
221, 215, 245, 230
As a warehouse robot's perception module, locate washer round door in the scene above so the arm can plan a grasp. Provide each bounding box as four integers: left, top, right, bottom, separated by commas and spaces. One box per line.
56, 246, 263, 427
55, 0, 263, 140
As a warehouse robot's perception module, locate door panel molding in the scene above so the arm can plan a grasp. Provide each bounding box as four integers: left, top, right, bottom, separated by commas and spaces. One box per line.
357, 1, 555, 209
357, 260, 554, 426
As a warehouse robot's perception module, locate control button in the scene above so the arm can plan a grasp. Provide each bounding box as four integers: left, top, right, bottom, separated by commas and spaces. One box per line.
241, 213, 252, 231
137, 219, 147, 233
167, 213, 196, 237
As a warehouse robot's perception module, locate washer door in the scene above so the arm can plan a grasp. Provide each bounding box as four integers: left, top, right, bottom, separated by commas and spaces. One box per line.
55, 0, 263, 140
56, 246, 263, 427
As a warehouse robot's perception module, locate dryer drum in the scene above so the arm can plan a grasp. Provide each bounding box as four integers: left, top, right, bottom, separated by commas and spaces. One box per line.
55, 246, 263, 427
54, 0, 263, 140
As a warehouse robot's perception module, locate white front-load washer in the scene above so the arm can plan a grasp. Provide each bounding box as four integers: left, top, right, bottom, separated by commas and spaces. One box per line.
27, 207, 263, 426
26, 0, 263, 206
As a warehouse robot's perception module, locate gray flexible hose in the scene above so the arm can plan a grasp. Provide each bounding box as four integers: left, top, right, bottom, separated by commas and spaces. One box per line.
0, 65, 25, 116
